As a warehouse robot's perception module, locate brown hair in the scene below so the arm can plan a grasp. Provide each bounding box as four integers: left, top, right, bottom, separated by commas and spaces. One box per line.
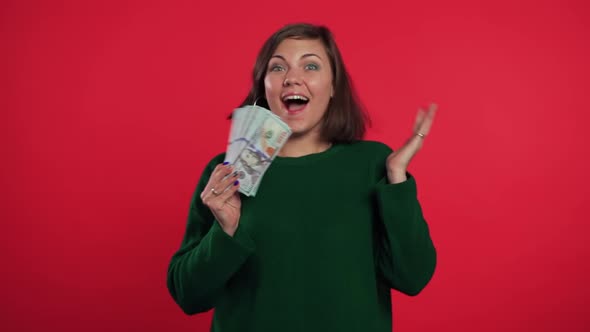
238, 23, 370, 143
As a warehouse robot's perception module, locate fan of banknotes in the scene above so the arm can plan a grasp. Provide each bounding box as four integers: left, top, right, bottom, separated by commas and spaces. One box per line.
225, 105, 292, 197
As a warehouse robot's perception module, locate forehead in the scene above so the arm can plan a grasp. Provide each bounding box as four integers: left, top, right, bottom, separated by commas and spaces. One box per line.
272, 38, 328, 59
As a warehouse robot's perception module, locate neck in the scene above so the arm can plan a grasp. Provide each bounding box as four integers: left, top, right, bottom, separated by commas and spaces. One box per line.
278, 132, 332, 158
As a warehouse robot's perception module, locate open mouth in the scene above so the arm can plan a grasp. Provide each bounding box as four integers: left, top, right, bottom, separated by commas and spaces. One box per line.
282, 95, 309, 112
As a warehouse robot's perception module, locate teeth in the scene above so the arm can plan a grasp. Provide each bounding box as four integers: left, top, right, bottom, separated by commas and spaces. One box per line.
282, 95, 309, 102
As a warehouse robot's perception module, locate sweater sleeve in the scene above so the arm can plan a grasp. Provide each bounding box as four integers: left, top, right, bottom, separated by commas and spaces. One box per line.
166, 156, 256, 315
368, 142, 437, 296
374, 174, 437, 295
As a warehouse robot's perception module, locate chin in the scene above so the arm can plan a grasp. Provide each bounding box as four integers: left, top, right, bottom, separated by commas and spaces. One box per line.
286, 125, 304, 136
281, 121, 301, 133
288, 123, 323, 140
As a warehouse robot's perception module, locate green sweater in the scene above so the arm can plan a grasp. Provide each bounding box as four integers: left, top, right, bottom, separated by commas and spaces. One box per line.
167, 140, 436, 331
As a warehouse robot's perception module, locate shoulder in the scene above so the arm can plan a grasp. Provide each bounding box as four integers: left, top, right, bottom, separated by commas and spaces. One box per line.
334, 140, 392, 180
207, 152, 227, 167
204, 152, 226, 171
333, 140, 393, 172
341, 140, 393, 158
187, 152, 227, 202
195, 152, 226, 182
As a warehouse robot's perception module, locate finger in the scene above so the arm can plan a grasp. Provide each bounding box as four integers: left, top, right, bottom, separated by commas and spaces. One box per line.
206, 169, 239, 203
201, 163, 233, 200
211, 163, 234, 183
211, 180, 241, 210
218, 170, 240, 194
416, 103, 438, 136
413, 108, 426, 133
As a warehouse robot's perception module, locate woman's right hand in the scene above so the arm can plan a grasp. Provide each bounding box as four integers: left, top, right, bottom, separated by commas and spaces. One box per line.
200, 163, 242, 237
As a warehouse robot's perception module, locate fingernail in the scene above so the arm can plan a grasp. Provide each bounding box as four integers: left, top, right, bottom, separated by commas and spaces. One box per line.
223, 161, 229, 165
234, 180, 239, 186
232, 171, 238, 177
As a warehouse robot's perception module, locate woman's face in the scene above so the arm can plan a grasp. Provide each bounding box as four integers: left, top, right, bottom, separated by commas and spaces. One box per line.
264, 38, 333, 140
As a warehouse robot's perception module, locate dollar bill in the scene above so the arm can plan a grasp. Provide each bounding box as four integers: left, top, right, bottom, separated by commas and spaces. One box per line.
225, 107, 246, 163
226, 105, 264, 164
228, 106, 291, 196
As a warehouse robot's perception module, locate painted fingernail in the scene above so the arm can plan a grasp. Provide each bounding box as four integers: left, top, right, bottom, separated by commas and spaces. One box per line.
234, 180, 239, 186
222, 161, 229, 165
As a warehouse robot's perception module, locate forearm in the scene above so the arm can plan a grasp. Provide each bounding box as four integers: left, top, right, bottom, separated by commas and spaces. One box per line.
375, 174, 437, 295
167, 221, 255, 314
387, 169, 408, 184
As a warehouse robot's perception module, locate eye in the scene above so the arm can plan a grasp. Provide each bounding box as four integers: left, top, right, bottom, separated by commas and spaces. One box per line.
269, 64, 285, 72
305, 63, 319, 71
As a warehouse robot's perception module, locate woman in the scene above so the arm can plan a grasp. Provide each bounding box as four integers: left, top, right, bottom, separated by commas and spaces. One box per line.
167, 22, 437, 332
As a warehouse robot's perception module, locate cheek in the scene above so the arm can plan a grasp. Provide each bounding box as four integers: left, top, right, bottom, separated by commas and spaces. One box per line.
307, 76, 333, 101
264, 76, 281, 98
264, 77, 285, 114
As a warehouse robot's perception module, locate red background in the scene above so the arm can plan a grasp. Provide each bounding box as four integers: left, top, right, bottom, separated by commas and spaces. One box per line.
2, 0, 589, 331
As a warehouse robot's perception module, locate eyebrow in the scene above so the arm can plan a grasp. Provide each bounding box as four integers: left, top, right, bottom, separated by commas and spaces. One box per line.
271, 53, 323, 61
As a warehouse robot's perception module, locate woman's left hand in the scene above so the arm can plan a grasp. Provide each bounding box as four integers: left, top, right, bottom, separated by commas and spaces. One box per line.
386, 103, 437, 184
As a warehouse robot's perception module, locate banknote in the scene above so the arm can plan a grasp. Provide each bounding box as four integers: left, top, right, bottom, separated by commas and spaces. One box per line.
226, 105, 265, 164
225, 105, 291, 196
225, 107, 246, 163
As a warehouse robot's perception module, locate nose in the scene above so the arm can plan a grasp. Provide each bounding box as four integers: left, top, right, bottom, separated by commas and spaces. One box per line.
283, 69, 302, 86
